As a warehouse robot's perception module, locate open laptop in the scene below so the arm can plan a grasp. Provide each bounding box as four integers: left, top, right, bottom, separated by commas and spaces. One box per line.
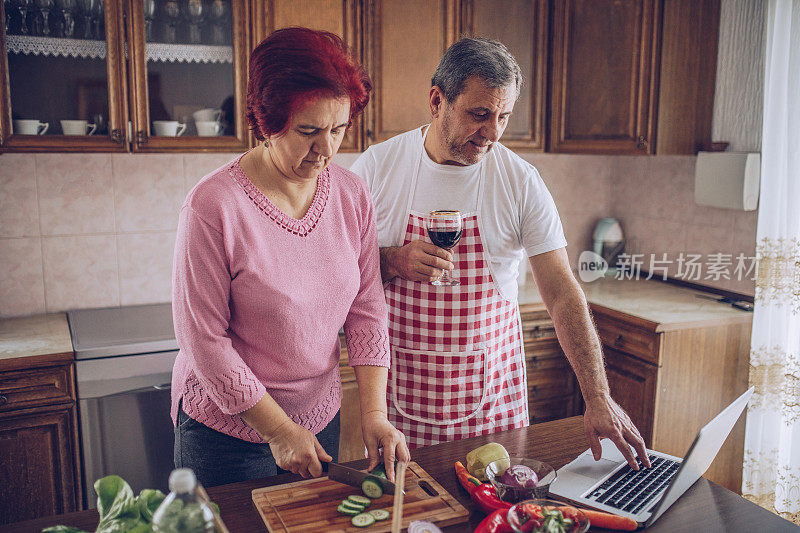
549, 387, 754, 528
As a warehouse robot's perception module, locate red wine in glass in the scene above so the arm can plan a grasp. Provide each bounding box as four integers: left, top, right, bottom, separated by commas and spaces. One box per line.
426, 210, 462, 286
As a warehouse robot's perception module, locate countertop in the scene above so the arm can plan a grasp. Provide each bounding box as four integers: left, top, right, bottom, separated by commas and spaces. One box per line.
0, 313, 72, 361
4, 416, 797, 533
518, 277, 753, 331
0, 277, 752, 363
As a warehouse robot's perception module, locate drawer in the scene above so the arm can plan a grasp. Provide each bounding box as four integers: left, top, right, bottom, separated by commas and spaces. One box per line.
594, 313, 660, 364
525, 341, 568, 372
0, 365, 74, 413
520, 318, 557, 342
527, 366, 576, 400
529, 395, 578, 424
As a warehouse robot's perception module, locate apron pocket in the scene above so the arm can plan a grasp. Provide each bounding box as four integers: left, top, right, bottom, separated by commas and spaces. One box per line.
390, 346, 488, 426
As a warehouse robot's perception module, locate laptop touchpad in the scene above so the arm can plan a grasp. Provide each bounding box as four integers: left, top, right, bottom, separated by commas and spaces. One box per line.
570, 455, 620, 479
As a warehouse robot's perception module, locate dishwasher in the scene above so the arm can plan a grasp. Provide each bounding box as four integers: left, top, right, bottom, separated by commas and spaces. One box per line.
68, 303, 178, 509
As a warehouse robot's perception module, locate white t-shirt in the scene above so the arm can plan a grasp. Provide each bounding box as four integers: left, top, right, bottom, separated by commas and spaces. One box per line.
350, 126, 567, 301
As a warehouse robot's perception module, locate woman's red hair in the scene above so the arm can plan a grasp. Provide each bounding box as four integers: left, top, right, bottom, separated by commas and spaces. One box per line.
246, 27, 372, 141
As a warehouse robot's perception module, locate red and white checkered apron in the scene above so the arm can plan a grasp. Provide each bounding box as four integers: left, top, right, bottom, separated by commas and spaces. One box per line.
385, 212, 528, 448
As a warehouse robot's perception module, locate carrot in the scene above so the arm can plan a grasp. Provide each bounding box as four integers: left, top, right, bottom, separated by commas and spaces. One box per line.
553, 506, 638, 531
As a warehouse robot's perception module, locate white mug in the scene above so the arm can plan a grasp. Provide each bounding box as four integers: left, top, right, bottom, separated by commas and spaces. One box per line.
192, 108, 222, 123
152, 120, 187, 137
196, 120, 222, 137
61, 120, 97, 136
13, 119, 49, 135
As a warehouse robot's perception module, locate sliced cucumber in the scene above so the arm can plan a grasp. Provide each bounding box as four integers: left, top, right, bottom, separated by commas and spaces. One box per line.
337, 504, 361, 516
367, 508, 390, 521
347, 495, 372, 507
351, 513, 376, 528
361, 476, 384, 499
340, 499, 366, 512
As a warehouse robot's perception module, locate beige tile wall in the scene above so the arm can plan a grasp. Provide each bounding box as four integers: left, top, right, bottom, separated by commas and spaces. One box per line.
0, 152, 237, 317
609, 155, 757, 296
0, 150, 757, 318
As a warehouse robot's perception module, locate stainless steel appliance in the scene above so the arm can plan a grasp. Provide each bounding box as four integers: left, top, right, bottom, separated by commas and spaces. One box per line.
68, 303, 178, 508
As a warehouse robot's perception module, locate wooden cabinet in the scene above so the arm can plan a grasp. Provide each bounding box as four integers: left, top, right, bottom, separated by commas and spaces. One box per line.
591, 304, 751, 493
520, 306, 583, 424
362, 0, 461, 145
251, 0, 363, 152
0, 0, 250, 153
0, 352, 80, 525
550, 0, 720, 154
463, 0, 548, 151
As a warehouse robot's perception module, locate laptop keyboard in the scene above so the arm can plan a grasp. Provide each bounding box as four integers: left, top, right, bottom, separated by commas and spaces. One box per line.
584, 455, 680, 515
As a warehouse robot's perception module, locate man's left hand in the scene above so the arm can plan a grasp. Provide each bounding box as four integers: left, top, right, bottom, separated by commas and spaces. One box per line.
583, 394, 652, 470
361, 411, 411, 482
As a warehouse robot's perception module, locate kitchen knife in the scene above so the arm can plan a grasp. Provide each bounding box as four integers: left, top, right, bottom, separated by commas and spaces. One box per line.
327, 462, 399, 495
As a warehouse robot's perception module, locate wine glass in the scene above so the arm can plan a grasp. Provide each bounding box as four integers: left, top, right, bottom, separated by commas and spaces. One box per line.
142, 0, 155, 41
184, 0, 203, 44
426, 210, 463, 286
56, 0, 75, 37
162, 0, 179, 43
77, 0, 96, 38
34, 0, 52, 35
207, 0, 226, 44
90, 0, 101, 40
12, 0, 33, 35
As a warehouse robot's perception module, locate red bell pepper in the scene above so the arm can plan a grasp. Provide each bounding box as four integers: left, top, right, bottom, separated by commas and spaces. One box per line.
454, 461, 512, 515
474, 508, 514, 533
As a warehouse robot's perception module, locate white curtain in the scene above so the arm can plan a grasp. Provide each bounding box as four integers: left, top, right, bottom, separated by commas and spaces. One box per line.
741, 0, 800, 525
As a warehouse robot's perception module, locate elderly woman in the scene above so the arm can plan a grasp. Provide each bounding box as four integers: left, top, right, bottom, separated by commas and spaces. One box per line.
171, 27, 409, 487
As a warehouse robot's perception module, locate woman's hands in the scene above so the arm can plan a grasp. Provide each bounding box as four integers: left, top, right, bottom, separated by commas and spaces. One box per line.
362, 410, 411, 482
267, 419, 333, 478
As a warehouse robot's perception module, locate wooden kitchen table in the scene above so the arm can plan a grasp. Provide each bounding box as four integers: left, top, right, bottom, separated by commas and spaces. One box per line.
2, 416, 797, 532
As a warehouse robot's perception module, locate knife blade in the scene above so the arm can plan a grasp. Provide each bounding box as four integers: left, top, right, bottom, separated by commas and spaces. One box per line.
327, 462, 398, 495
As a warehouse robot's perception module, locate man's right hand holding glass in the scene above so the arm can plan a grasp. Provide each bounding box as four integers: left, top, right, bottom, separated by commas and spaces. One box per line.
380, 240, 453, 283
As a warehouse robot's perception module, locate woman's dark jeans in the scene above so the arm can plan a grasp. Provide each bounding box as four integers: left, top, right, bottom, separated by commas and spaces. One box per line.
174, 405, 340, 487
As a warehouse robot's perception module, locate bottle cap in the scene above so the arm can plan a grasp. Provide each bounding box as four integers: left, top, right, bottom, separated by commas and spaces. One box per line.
168, 468, 197, 493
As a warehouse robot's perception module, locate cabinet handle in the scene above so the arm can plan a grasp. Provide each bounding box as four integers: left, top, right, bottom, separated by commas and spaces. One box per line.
614, 334, 624, 346
0, 395, 7, 407
530, 356, 538, 368
636, 135, 648, 151
137, 130, 149, 146
110, 128, 124, 144
530, 385, 538, 397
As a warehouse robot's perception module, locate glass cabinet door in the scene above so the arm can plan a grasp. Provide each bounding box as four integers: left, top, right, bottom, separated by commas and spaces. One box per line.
127, 0, 248, 152
0, 0, 127, 151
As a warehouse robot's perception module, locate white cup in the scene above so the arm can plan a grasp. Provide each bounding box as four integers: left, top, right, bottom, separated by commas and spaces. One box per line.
196, 120, 222, 137
61, 120, 97, 136
192, 108, 222, 123
152, 120, 187, 137
13, 119, 49, 135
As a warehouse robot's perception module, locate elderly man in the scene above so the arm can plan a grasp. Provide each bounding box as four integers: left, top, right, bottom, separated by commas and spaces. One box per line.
351, 37, 649, 469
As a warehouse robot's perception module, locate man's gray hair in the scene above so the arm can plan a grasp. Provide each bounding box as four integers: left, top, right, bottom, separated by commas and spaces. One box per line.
431, 37, 523, 102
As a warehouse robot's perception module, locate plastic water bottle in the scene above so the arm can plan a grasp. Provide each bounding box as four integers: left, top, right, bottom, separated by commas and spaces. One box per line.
152, 468, 216, 533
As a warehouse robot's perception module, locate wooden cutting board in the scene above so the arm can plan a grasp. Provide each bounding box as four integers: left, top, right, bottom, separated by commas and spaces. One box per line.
252, 461, 470, 532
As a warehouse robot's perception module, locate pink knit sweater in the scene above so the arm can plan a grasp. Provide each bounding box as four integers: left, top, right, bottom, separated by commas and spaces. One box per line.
171, 157, 390, 443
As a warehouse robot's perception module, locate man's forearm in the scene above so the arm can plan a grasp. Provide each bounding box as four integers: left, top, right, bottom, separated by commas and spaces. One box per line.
547, 283, 610, 403
379, 247, 399, 282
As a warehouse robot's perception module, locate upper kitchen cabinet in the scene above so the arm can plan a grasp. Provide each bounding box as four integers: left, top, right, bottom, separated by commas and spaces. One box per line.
0, 0, 127, 151
126, 0, 249, 152
0, 0, 250, 153
363, 0, 461, 145
251, 0, 362, 151
462, 0, 548, 151
550, 0, 720, 154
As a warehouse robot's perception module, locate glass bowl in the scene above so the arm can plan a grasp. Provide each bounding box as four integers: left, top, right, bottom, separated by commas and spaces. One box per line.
485, 457, 557, 503
506, 499, 589, 533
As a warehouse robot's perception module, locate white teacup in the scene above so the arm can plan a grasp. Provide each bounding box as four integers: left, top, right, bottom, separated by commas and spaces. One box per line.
61, 120, 97, 136
13, 119, 49, 135
196, 120, 222, 137
152, 120, 187, 137
192, 108, 222, 123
